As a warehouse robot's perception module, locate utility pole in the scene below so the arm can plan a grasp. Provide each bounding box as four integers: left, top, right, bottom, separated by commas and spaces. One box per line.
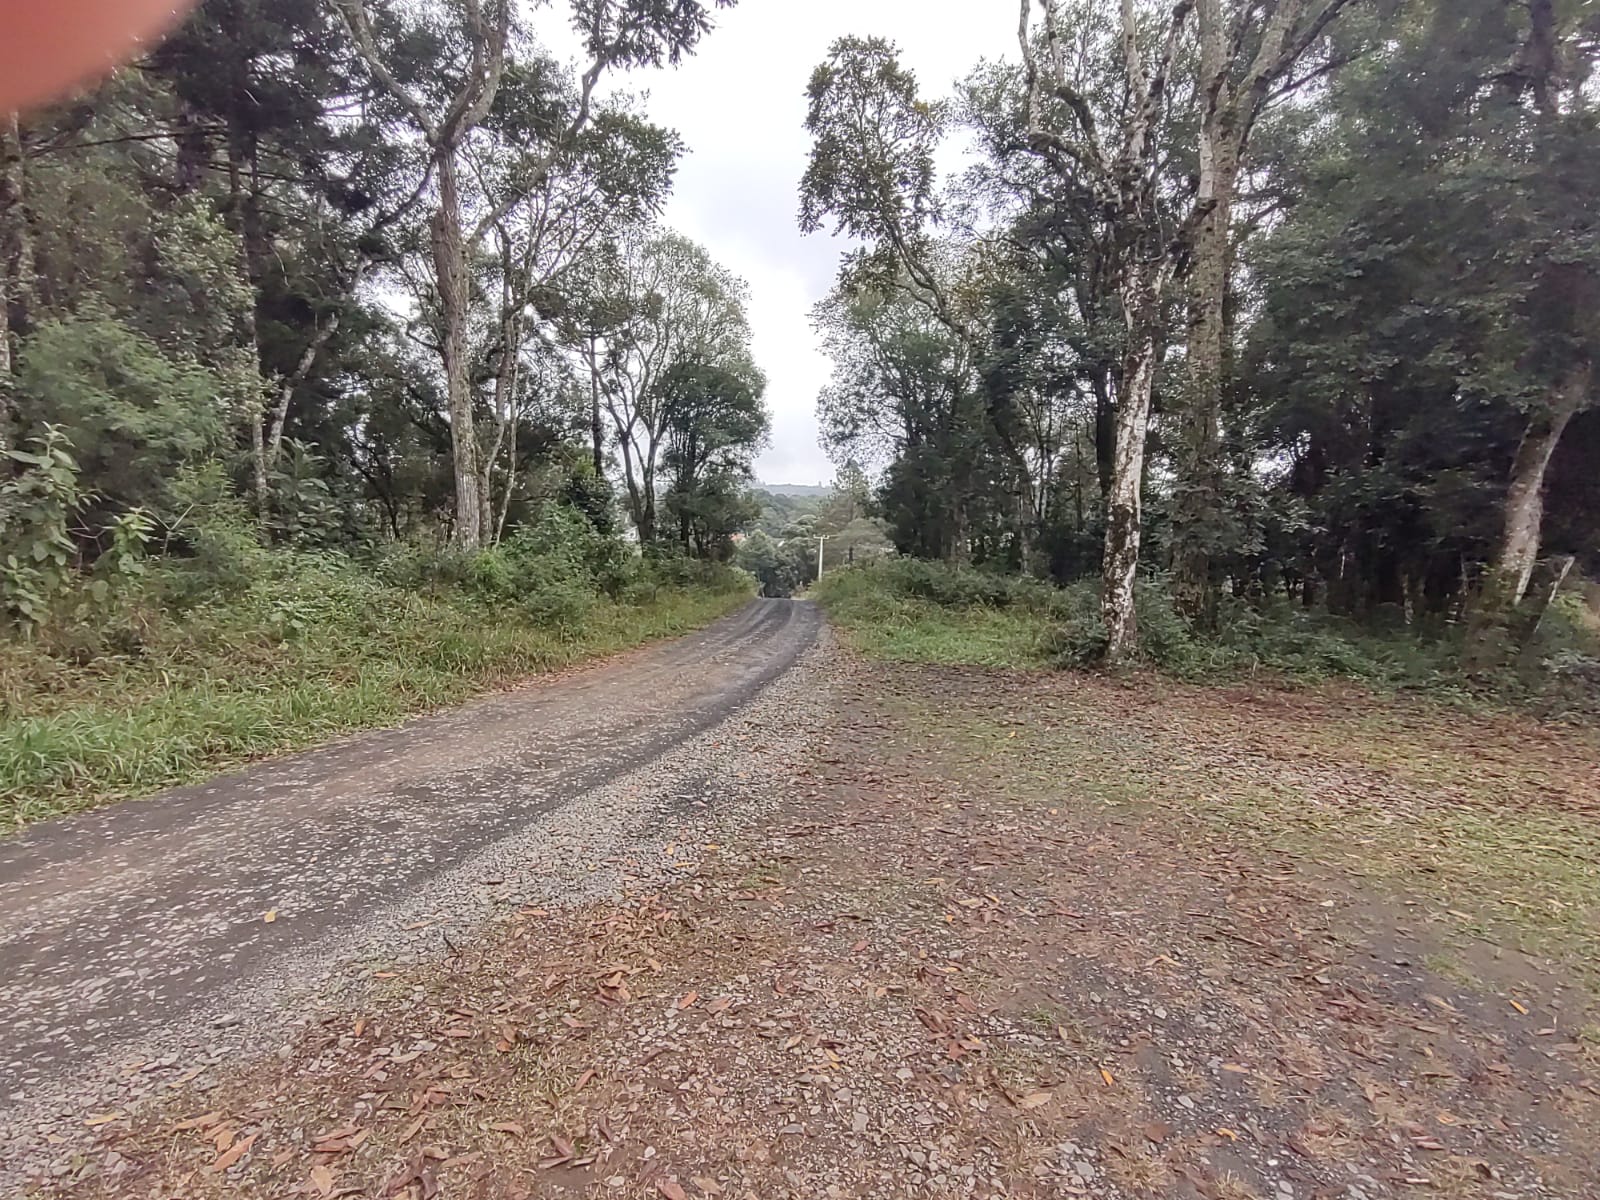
816, 534, 826, 582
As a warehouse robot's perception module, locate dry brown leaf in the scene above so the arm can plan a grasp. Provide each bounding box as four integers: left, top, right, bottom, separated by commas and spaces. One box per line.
691, 1177, 725, 1196
263, 909, 277, 923
1099, 1067, 1116, 1086
574, 1069, 596, 1091
676, 990, 700, 1010
1017, 1090, 1053, 1110
309, 1163, 336, 1197
171, 1111, 221, 1132
657, 1180, 690, 1200
210, 1132, 257, 1173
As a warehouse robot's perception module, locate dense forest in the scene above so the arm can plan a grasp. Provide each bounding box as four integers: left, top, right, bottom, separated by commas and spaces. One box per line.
0, 0, 770, 599
800, 0, 1599, 674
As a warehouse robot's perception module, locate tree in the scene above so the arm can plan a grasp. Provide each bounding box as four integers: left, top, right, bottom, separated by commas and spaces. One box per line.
813, 280, 995, 562
594, 229, 755, 545
337, 0, 731, 548
1242, 0, 1599, 658
1016, 0, 1203, 659
658, 356, 769, 553
1169, 0, 1365, 626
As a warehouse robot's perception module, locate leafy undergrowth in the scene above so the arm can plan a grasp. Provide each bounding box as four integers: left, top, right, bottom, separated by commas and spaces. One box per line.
0, 559, 751, 832
813, 561, 1600, 715
37, 653, 1599, 1200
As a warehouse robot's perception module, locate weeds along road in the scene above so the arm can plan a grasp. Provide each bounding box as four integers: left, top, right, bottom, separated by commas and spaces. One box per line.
0, 598, 820, 1147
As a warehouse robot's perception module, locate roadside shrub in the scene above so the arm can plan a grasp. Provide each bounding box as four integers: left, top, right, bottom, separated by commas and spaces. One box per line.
815, 559, 1600, 712
521, 577, 596, 630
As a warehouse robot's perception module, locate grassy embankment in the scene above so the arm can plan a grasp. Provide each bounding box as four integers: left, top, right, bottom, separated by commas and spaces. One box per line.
0, 553, 751, 832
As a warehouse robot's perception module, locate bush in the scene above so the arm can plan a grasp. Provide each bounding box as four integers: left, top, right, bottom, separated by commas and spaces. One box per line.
813, 559, 1600, 712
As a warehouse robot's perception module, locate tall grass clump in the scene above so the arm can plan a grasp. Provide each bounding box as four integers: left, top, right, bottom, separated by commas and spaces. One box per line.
0, 497, 752, 832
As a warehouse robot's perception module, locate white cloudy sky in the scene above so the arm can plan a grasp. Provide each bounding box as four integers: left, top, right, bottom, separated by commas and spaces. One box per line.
594, 1, 1020, 486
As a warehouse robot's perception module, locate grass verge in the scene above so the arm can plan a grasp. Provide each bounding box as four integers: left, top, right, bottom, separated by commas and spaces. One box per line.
814, 559, 1600, 714
0, 571, 750, 833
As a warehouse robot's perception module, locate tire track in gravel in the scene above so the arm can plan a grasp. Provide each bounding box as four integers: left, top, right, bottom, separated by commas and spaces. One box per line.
0, 598, 821, 1124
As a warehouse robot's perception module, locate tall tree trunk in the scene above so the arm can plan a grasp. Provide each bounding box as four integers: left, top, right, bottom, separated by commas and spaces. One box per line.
1089, 366, 1115, 503
495, 405, 519, 543
588, 335, 604, 475
639, 451, 657, 546
265, 306, 346, 473
1466, 365, 1589, 668
1173, 0, 1237, 626
433, 150, 481, 549
0, 112, 32, 456
1172, 130, 1239, 628
1103, 264, 1160, 662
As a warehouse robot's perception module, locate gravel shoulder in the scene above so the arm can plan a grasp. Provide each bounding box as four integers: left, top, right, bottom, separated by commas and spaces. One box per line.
0, 597, 821, 1185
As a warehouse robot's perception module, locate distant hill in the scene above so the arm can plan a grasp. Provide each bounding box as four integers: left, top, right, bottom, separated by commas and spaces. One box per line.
757, 482, 831, 498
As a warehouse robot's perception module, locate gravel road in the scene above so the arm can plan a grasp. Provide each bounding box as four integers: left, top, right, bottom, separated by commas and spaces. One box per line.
0, 597, 822, 1171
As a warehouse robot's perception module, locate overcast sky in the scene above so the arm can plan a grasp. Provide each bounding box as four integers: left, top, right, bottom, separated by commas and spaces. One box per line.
599, 1, 1020, 486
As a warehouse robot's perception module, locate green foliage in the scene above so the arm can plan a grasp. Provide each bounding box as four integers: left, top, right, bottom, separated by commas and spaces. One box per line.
0, 427, 83, 630
16, 313, 225, 523
0, 538, 753, 831
734, 529, 812, 598
816, 560, 1600, 713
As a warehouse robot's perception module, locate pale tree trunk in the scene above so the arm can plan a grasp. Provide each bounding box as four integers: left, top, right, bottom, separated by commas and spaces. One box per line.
1466, 364, 1590, 669
1103, 293, 1159, 662
1021, 0, 1197, 662
481, 321, 522, 544
265, 308, 345, 472
495, 404, 519, 543
433, 150, 481, 549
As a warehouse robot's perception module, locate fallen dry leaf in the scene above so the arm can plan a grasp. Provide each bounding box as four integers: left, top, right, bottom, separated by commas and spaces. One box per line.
309, 1163, 335, 1196
263, 909, 277, 923
657, 1181, 690, 1200
1016, 1090, 1053, 1110
676, 990, 700, 1010
210, 1132, 258, 1173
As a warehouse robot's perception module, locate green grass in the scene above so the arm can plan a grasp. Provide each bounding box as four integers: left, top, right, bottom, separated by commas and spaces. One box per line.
0, 568, 750, 833
810, 565, 1054, 668
814, 560, 1600, 716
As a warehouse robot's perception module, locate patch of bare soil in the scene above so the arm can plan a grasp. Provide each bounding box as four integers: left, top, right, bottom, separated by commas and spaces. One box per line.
35, 656, 1600, 1200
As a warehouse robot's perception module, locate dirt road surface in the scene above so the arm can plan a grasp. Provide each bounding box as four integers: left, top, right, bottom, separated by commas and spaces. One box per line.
0, 598, 821, 1176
